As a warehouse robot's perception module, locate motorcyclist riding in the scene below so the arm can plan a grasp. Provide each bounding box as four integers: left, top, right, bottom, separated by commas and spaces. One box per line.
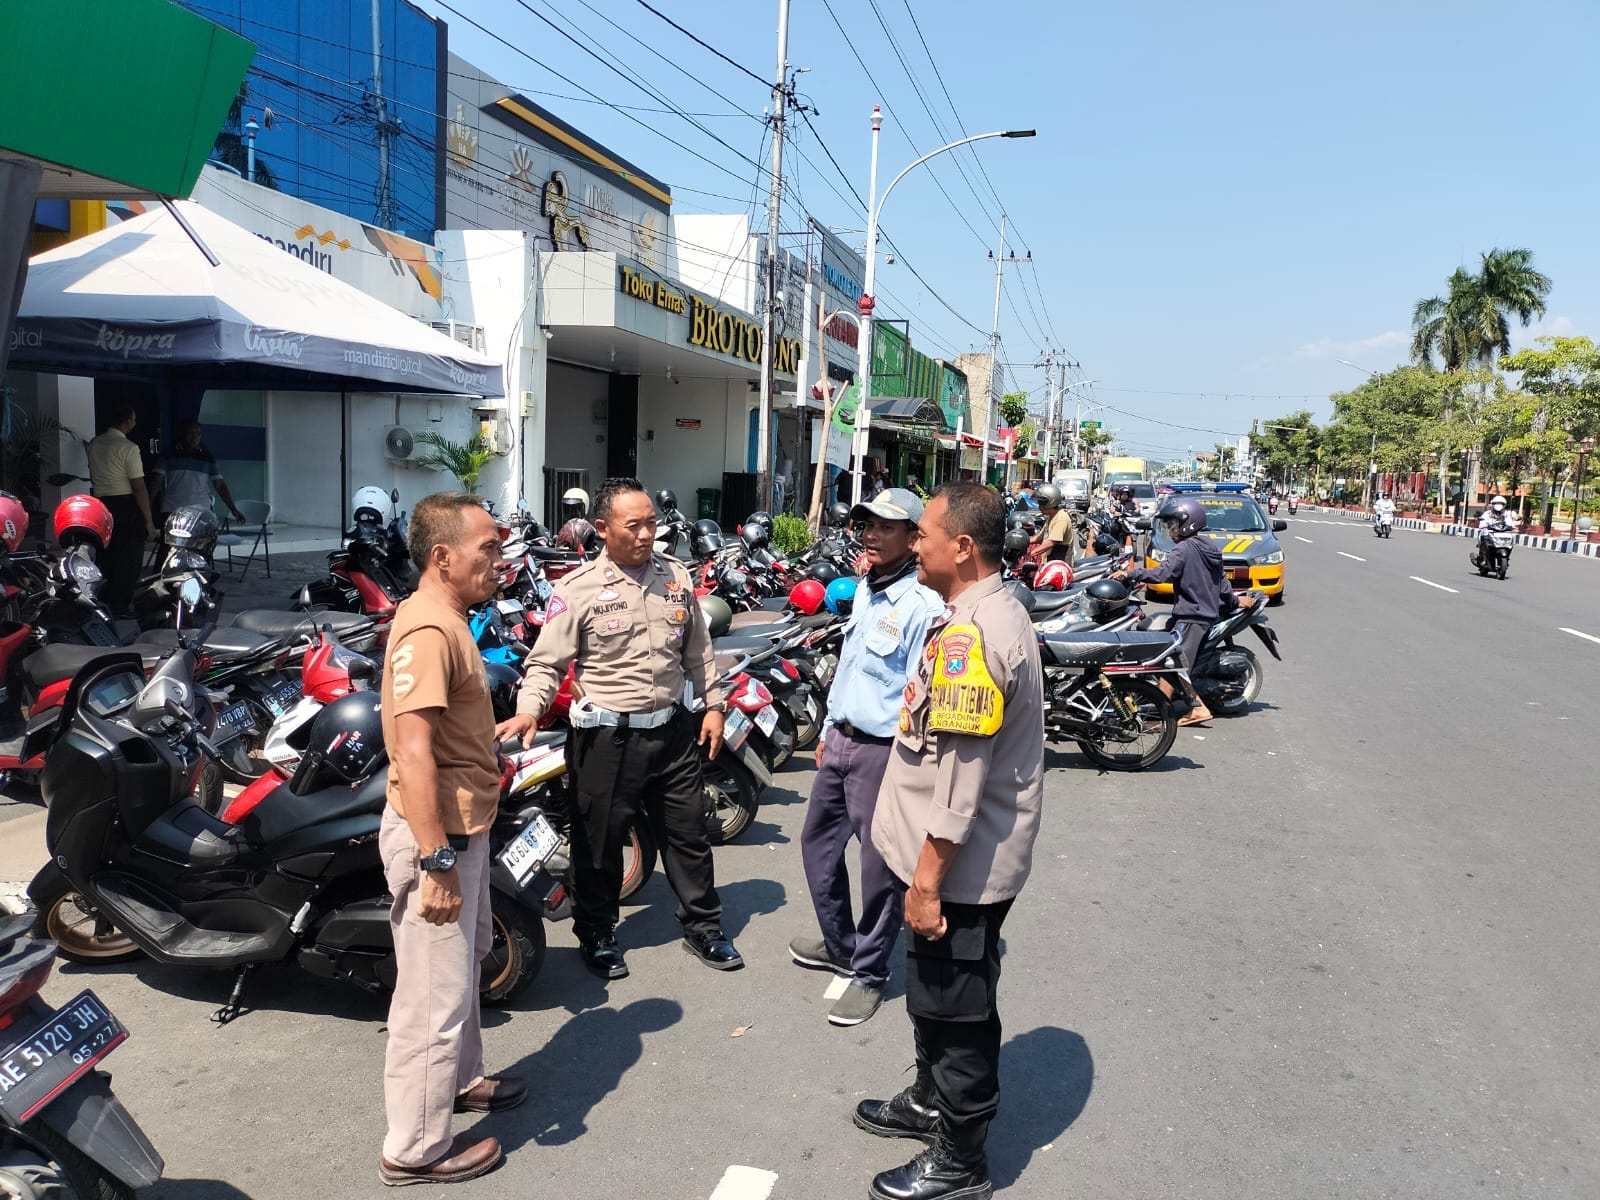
1372, 492, 1396, 531
1479, 495, 1514, 531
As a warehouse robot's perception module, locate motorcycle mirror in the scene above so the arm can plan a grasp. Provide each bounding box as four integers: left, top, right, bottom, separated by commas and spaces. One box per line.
179, 577, 204, 607
1134, 518, 1152, 531
390, 487, 400, 504
1271, 519, 1287, 532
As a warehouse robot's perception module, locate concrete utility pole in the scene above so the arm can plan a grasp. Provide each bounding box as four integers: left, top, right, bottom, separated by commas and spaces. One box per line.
370, 0, 397, 229
986, 215, 1029, 486
756, 0, 790, 514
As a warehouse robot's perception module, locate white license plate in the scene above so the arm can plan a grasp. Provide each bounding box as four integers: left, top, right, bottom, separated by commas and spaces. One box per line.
754, 704, 778, 736
496, 814, 562, 889
723, 707, 750, 751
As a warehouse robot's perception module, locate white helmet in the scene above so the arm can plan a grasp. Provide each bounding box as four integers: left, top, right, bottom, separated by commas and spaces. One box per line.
560, 487, 589, 521
1490, 495, 1507, 510
351, 485, 391, 523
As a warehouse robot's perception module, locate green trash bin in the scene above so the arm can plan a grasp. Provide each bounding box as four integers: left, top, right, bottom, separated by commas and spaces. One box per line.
696, 488, 721, 520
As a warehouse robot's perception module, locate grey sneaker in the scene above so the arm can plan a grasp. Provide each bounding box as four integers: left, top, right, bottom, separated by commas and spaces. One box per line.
828, 980, 884, 1026
789, 936, 854, 978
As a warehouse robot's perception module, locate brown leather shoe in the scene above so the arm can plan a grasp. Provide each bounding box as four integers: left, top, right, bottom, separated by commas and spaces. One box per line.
454, 1074, 528, 1113
379, 1134, 502, 1187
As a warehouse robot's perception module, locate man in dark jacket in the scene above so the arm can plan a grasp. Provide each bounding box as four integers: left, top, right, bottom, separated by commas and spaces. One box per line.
1113, 495, 1250, 726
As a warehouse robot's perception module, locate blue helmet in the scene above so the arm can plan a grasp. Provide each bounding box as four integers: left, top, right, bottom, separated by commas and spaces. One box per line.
824, 576, 858, 617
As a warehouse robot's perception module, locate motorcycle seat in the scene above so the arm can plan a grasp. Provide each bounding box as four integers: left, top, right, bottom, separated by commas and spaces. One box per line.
1027, 591, 1080, 618
134, 625, 281, 659
229, 609, 373, 643
1040, 630, 1176, 667
726, 616, 794, 638
713, 636, 781, 665
753, 596, 790, 613
238, 770, 390, 851
22, 639, 172, 688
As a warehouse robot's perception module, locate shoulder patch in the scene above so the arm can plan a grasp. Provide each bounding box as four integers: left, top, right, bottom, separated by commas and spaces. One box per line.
927, 623, 1003, 737
546, 595, 567, 619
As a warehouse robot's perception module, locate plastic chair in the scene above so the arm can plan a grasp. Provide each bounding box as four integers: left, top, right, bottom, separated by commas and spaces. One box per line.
217, 499, 273, 580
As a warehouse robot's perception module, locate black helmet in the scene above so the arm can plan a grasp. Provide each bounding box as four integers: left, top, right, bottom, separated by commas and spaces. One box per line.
1005, 512, 1031, 531
806, 560, 842, 585
1114, 484, 1135, 501
826, 501, 851, 527
699, 594, 733, 637
692, 518, 724, 557
291, 691, 385, 793
655, 488, 679, 513
740, 523, 770, 551
1083, 577, 1130, 620
745, 510, 773, 530
163, 505, 220, 558
1003, 528, 1032, 558
1034, 483, 1063, 509
1156, 496, 1208, 540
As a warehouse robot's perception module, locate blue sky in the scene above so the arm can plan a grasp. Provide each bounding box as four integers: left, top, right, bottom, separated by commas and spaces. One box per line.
428, 0, 1599, 463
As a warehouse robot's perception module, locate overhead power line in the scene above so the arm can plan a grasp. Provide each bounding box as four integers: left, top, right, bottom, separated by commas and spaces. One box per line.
631, 0, 770, 87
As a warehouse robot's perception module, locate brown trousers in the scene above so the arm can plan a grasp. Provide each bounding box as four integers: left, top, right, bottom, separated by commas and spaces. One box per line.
379, 806, 491, 1167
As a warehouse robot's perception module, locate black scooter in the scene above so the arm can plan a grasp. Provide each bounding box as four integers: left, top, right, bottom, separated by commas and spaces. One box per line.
1146, 592, 1283, 716
0, 907, 164, 1196
27, 646, 548, 1023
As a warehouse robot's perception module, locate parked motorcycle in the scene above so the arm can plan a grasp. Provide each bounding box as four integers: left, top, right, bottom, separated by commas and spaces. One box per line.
1035, 627, 1186, 770
1472, 527, 1515, 579
0, 906, 164, 1197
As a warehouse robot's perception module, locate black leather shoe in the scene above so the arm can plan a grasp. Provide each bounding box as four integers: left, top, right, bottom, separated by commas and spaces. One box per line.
682, 928, 744, 970
579, 934, 628, 979
868, 1129, 991, 1200
854, 1078, 939, 1143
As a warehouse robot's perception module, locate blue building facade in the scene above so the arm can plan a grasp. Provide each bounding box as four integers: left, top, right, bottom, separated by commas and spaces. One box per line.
177, 0, 444, 241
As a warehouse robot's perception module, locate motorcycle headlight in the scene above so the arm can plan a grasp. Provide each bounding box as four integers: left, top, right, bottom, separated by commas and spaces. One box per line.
1252, 550, 1284, 565
68, 555, 103, 589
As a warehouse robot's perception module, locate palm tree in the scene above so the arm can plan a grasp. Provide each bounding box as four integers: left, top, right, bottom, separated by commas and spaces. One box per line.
413, 431, 496, 494
1410, 268, 1476, 370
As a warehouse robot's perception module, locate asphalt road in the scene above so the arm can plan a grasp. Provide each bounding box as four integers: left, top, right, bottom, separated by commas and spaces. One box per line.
13, 519, 1600, 1199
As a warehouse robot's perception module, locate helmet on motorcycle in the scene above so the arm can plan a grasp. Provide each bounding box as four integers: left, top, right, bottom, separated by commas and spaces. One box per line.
0, 492, 28, 553
350, 484, 390, 524
294, 691, 386, 792
788, 578, 827, 615
1083, 577, 1130, 621
1034, 560, 1073, 591
691, 518, 724, 557
1002, 578, 1035, 611
1156, 495, 1207, 541
825, 501, 852, 528
805, 560, 842, 585
560, 487, 590, 523
744, 510, 773, 531
1033, 483, 1063, 510
1002, 528, 1032, 559
655, 488, 679, 513
556, 518, 597, 554
163, 505, 220, 558
698, 594, 733, 637
740, 522, 770, 551
53, 494, 112, 553
824, 576, 858, 617
1005, 512, 1031, 531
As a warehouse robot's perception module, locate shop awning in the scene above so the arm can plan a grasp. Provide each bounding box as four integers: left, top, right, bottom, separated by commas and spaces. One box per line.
869, 395, 944, 424
12, 202, 503, 396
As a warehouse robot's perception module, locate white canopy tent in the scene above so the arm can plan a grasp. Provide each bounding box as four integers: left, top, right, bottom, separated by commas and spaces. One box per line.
10, 201, 502, 397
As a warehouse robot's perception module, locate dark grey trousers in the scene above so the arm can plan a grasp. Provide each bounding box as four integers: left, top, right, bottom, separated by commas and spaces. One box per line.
800, 730, 902, 989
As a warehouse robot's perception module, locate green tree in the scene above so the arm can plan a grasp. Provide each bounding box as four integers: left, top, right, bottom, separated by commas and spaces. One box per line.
1497, 336, 1600, 513
413, 431, 496, 494
211, 83, 278, 190
997, 392, 1031, 430
1253, 411, 1320, 488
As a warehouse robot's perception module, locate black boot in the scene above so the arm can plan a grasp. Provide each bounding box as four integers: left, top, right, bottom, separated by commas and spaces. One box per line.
868, 1121, 991, 1200
853, 1070, 939, 1143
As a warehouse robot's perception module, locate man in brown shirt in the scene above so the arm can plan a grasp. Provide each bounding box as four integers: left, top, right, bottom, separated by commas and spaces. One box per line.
498, 476, 739, 979
377, 493, 524, 1188
856, 482, 1044, 1200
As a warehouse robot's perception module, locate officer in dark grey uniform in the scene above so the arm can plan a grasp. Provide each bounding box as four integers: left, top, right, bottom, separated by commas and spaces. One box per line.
499, 477, 742, 979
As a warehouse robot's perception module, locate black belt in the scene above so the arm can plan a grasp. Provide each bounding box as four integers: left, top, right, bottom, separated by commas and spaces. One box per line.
836, 720, 892, 744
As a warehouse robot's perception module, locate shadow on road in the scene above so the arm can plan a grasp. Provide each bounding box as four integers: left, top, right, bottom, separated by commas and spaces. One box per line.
490, 996, 683, 1148
55, 957, 390, 1025
1045, 749, 1206, 775
989, 1026, 1093, 1188
153, 1180, 256, 1199
617, 876, 786, 950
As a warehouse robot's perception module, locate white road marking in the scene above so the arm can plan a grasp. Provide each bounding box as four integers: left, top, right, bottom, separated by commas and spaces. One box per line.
1294, 535, 1313, 544
823, 975, 850, 1000
1337, 551, 1366, 562
709, 1165, 779, 1200
1559, 626, 1600, 646
1410, 576, 1459, 593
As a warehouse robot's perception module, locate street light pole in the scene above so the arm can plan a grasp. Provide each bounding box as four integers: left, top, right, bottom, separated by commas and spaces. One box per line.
852, 117, 1036, 505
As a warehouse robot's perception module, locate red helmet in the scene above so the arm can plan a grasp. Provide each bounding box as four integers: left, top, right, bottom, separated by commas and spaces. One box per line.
0, 492, 29, 552
1034, 560, 1073, 591
787, 578, 827, 615
53, 495, 113, 553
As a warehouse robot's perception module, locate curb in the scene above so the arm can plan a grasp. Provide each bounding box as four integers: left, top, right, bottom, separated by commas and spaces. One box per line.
1301, 507, 1600, 560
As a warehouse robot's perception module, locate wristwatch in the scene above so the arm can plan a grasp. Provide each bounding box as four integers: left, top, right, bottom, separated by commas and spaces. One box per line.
705, 702, 728, 714
419, 845, 458, 873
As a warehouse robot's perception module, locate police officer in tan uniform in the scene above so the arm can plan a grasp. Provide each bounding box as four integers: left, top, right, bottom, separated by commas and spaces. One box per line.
855, 482, 1044, 1200
497, 477, 742, 979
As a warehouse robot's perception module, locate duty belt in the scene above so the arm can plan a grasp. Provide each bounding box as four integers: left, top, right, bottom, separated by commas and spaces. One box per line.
835, 720, 892, 744
569, 698, 678, 731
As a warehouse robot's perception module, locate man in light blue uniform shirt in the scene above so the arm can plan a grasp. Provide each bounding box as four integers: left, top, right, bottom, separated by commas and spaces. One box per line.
791, 488, 944, 1026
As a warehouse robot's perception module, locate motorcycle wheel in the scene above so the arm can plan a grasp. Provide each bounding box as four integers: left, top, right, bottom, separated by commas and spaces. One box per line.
36, 888, 142, 964
1214, 649, 1263, 716
479, 890, 547, 1006
1498, 558, 1508, 581
8, 1121, 135, 1200
619, 821, 658, 902
702, 755, 760, 844
195, 757, 225, 814
1075, 676, 1176, 771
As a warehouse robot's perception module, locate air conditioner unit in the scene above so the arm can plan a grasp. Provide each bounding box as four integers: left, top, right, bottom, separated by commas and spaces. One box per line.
383, 426, 419, 462
428, 320, 486, 353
